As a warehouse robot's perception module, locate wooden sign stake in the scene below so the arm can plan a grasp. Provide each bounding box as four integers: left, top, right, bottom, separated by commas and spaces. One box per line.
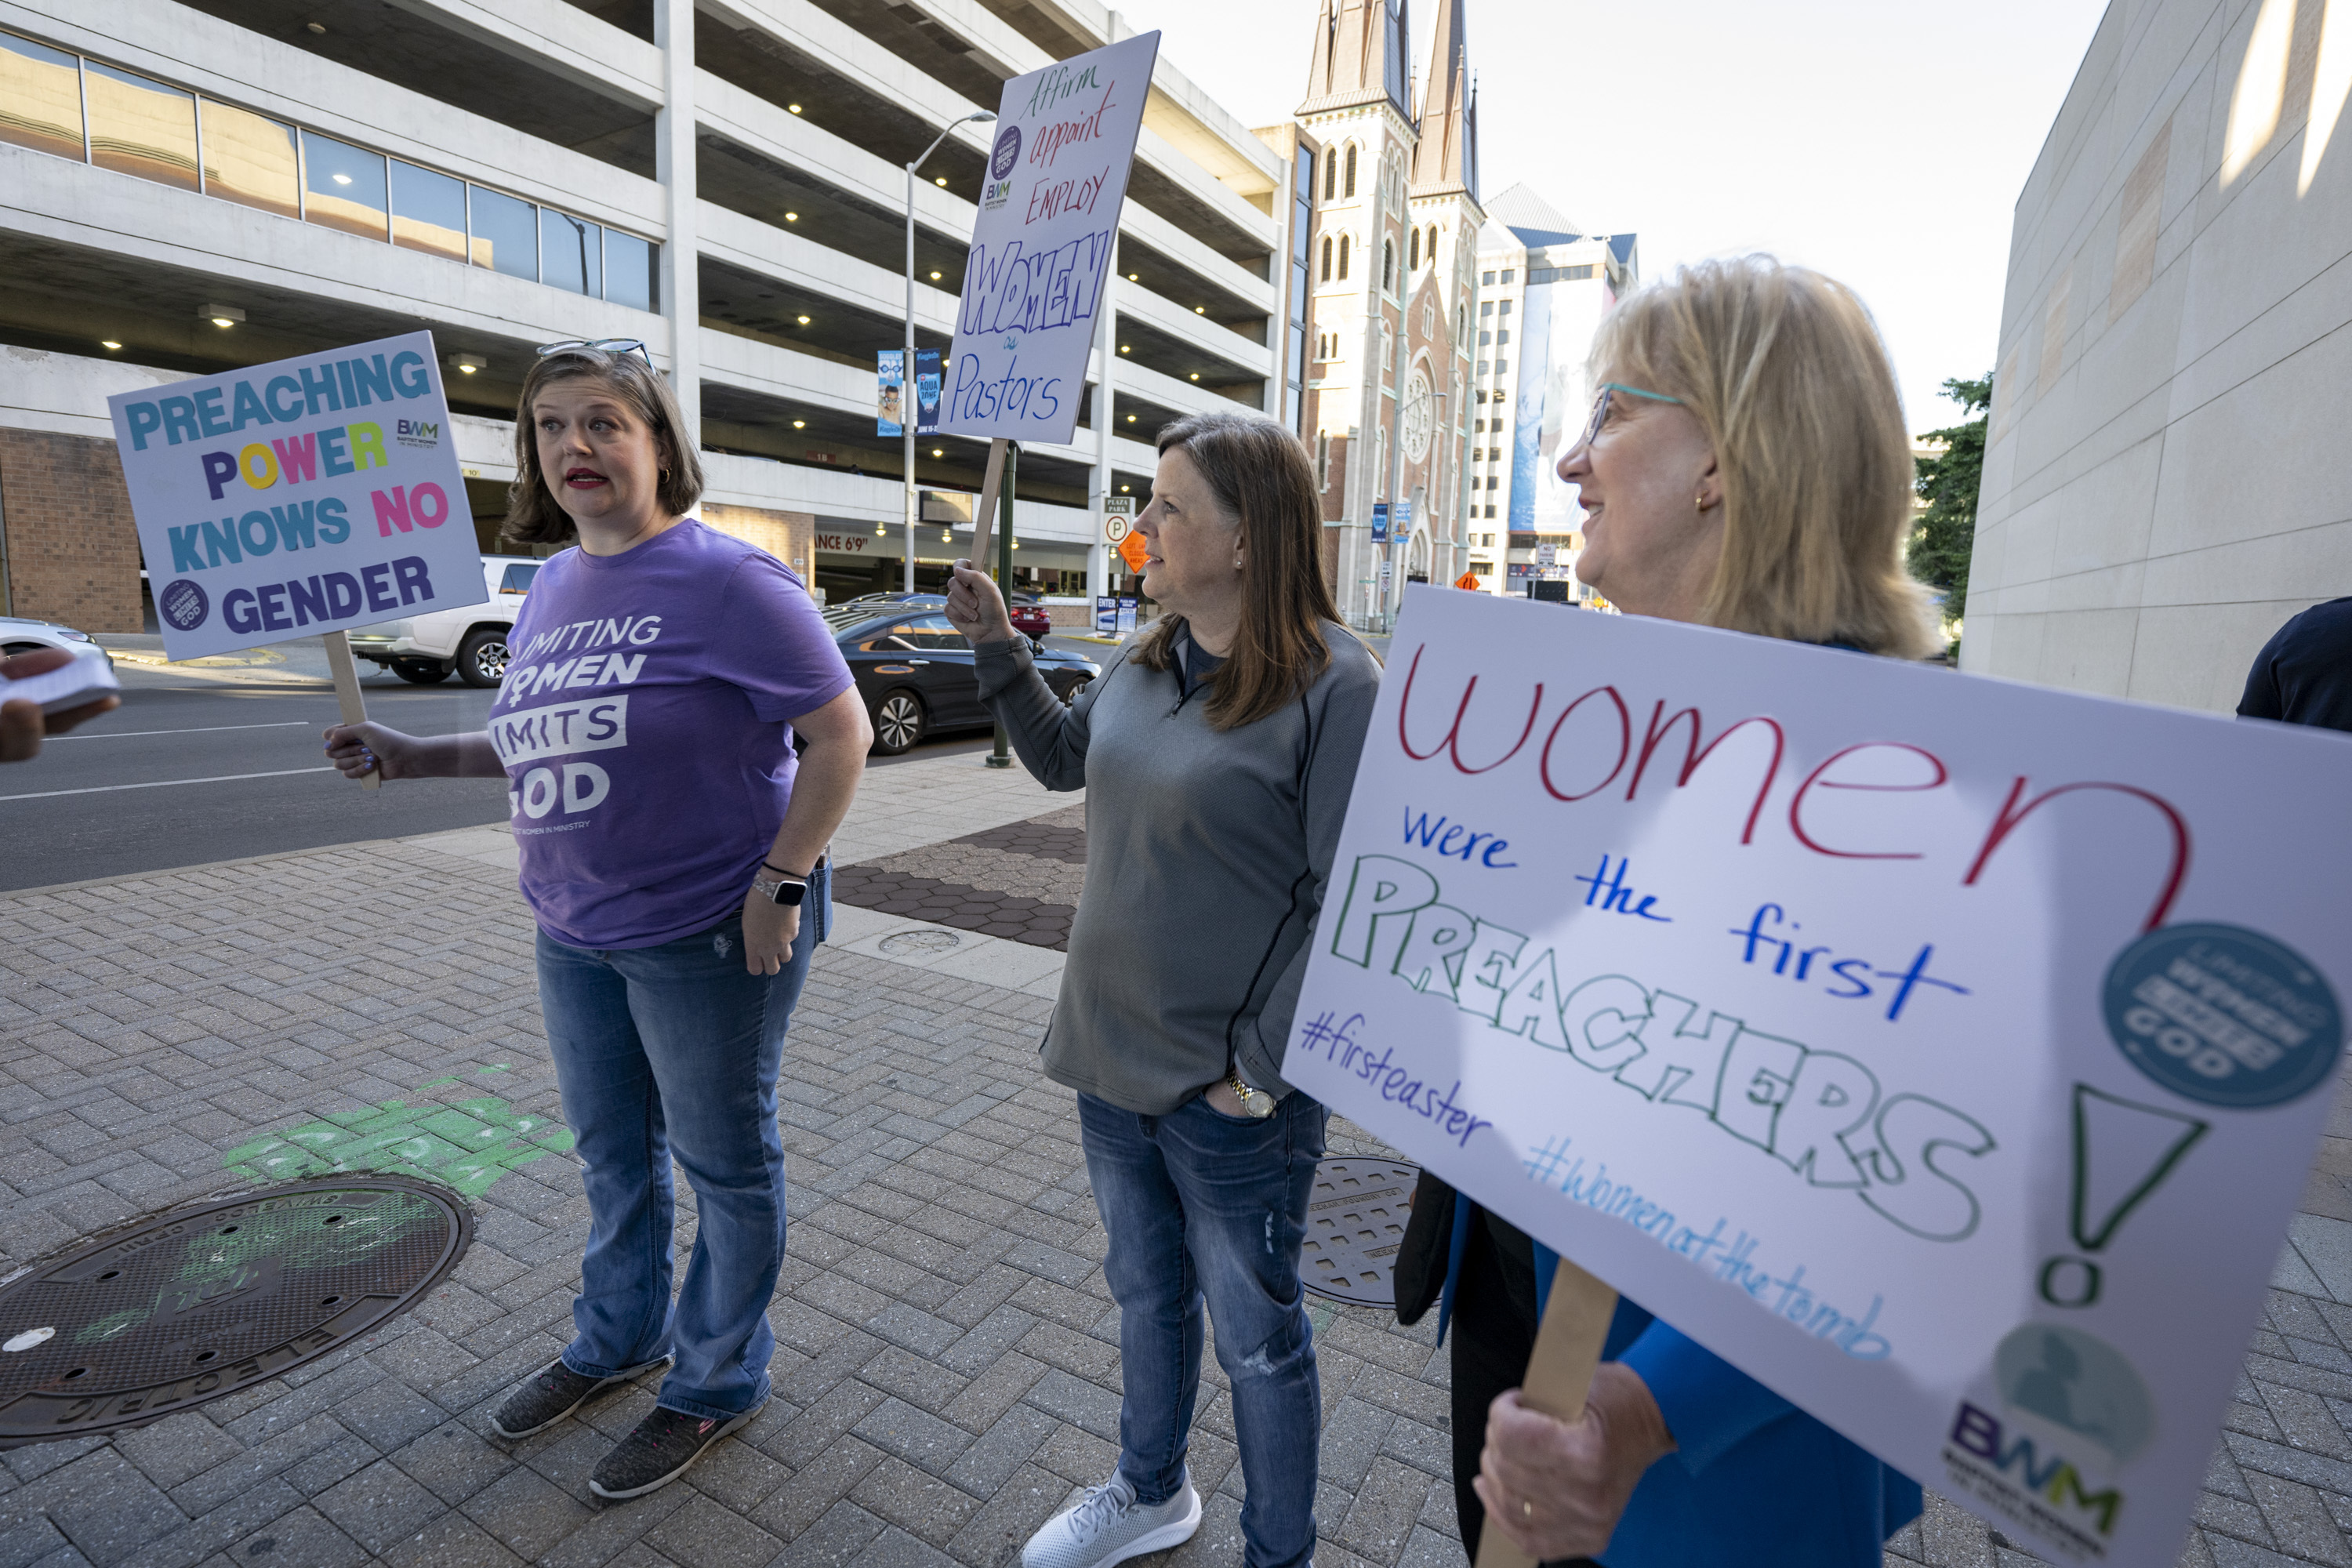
967, 438, 1009, 574
321, 630, 380, 791
1472, 1258, 1620, 1568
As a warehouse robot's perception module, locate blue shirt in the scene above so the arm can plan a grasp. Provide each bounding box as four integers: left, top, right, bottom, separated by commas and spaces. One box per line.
1439, 1196, 1922, 1567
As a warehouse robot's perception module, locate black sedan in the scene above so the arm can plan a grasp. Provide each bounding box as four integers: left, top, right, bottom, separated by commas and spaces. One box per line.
825, 602, 1098, 753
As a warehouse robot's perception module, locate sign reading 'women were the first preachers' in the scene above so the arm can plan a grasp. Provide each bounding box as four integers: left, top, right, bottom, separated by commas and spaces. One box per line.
107, 331, 486, 661
938, 31, 1160, 445
1287, 586, 2352, 1566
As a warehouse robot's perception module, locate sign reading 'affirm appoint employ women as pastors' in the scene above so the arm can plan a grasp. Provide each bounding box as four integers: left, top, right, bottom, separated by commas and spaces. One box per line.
108, 331, 485, 662
938, 31, 1160, 445
1287, 586, 2352, 1566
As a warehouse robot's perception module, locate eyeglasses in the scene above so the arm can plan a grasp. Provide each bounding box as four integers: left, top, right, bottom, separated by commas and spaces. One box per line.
535, 338, 654, 367
1576, 381, 1684, 452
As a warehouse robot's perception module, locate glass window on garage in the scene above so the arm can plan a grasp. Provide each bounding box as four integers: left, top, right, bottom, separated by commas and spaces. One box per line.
604, 228, 656, 311
199, 100, 298, 219
0, 32, 85, 162
540, 208, 601, 297
468, 183, 536, 278
84, 60, 197, 191
300, 128, 387, 239
390, 159, 467, 261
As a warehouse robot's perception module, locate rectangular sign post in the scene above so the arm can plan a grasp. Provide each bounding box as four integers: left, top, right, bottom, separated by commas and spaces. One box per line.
108, 331, 485, 790
1287, 587, 2352, 1566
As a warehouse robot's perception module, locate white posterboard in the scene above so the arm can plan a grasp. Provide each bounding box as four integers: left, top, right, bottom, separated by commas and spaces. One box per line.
1287, 586, 2352, 1565
109, 331, 485, 660
940, 31, 1160, 445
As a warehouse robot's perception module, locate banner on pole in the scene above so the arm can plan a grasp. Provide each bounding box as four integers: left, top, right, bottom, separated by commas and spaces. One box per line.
939, 31, 1161, 445
109, 331, 485, 661
1285, 586, 2352, 1566
879, 349, 943, 437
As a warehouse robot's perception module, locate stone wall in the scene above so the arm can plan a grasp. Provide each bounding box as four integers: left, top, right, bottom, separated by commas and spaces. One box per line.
1965, 0, 2352, 710
0, 429, 143, 633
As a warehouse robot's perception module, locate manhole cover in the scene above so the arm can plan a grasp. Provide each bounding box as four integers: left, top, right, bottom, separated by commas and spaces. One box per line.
1301, 1157, 1420, 1308
880, 929, 962, 955
0, 1175, 471, 1446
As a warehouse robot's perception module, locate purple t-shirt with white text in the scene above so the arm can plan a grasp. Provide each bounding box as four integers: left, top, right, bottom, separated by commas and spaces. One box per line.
491, 520, 853, 949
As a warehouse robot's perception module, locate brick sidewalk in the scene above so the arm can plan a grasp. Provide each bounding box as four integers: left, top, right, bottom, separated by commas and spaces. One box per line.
2, 757, 2349, 1567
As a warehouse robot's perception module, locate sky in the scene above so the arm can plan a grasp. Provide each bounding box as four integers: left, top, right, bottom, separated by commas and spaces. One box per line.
1112, 0, 2112, 432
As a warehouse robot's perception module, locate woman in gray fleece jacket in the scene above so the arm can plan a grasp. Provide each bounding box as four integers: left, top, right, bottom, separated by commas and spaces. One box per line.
945, 410, 1380, 1568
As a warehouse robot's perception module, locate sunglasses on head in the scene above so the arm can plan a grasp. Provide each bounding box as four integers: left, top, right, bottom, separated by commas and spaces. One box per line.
535, 338, 654, 368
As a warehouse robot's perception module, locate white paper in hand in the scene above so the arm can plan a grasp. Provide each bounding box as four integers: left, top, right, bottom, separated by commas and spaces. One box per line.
0, 656, 123, 715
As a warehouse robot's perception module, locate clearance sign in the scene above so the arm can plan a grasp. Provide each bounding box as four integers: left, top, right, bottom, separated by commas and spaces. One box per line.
109, 331, 486, 660
1288, 586, 2352, 1566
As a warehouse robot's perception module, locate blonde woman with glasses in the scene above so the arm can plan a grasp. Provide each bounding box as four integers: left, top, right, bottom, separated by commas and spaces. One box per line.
1409, 256, 1936, 1568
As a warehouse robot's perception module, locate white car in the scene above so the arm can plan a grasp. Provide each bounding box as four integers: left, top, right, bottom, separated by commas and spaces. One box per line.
346, 555, 541, 687
0, 617, 115, 670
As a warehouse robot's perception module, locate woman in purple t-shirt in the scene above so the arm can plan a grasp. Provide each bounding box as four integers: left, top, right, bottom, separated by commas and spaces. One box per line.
324, 342, 869, 1498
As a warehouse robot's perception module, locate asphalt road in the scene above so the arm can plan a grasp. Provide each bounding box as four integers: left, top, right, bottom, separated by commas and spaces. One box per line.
0, 636, 1102, 893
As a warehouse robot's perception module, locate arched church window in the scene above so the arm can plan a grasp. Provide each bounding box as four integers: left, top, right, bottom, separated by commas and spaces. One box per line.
1338, 234, 1350, 280
1343, 144, 1357, 198
1408, 228, 1420, 270
1323, 147, 1336, 201
1320, 235, 1333, 282
1382, 238, 1394, 292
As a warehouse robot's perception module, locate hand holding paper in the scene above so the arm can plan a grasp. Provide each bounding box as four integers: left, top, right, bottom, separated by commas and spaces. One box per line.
0, 648, 121, 761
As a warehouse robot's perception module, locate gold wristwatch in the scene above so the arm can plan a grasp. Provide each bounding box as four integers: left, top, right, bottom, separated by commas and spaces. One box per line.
1225, 1072, 1276, 1119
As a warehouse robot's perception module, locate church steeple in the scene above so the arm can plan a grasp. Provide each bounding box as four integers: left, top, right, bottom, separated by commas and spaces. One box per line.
1410, 0, 1477, 202
1299, 0, 1415, 122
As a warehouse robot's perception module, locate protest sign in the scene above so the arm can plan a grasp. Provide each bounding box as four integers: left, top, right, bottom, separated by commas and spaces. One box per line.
108, 331, 484, 662
1286, 586, 2352, 1564
939, 31, 1160, 445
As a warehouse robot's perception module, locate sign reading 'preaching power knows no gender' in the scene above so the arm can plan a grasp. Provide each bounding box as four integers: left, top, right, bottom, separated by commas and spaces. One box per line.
938, 31, 1160, 446
108, 330, 487, 662
1287, 586, 2352, 1566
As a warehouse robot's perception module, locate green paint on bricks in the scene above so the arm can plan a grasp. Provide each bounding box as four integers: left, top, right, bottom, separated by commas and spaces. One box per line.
222, 1094, 572, 1199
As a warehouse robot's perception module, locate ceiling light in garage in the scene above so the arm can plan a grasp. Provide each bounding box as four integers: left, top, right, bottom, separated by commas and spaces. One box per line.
875, 524, 885, 535
935, 176, 948, 186
1119, 344, 1130, 354
785, 212, 799, 222
453, 354, 488, 374
100, 339, 122, 350
1127, 272, 1138, 281
929, 270, 942, 281
931, 448, 943, 457
796, 314, 811, 325
1125, 414, 1135, 422
307, 20, 325, 32
201, 303, 245, 328
1194, 305, 1204, 313
1189, 372, 1200, 380
942, 529, 953, 541
1120, 485, 1131, 492
789, 103, 803, 114
792, 419, 806, 429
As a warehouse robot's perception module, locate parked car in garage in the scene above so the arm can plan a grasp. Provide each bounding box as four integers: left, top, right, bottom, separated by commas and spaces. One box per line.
346, 556, 542, 687
826, 602, 1096, 753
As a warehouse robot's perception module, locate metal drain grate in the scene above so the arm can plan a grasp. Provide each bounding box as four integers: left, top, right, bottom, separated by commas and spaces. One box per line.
1301, 1157, 1420, 1308
0, 1175, 471, 1446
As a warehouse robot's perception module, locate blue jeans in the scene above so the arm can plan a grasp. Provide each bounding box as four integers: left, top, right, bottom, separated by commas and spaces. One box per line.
535, 869, 827, 1422
1079, 1088, 1330, 1568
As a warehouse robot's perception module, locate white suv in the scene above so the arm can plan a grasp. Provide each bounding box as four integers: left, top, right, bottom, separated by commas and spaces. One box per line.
347, 555, 541, 687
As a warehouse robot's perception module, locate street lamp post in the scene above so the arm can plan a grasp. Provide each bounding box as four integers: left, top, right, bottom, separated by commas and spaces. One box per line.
905, 110, 996, 593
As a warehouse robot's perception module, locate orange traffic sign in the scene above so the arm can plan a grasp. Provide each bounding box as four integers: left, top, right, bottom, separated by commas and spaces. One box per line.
1117, 529, 1150, 573
1454, 572, 1481, 591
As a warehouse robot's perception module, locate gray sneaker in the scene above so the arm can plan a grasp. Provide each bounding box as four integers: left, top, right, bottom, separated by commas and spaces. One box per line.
588, 1402, 764, 1500
488, 1355, 670, 1439
1021, 1472, 1202, 1568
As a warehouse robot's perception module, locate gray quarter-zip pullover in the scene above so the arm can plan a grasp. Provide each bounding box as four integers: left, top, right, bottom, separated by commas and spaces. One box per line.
975, 621, 1381, 1114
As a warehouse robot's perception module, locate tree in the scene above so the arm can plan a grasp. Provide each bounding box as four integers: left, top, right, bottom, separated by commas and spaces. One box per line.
1910, 374, 1990, 624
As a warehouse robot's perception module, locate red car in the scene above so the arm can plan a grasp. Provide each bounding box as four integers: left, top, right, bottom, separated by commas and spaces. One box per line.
1007, 600, 1052, 639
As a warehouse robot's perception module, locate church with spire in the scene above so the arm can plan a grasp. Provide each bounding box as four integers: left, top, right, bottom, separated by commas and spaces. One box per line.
1292, 0, 1485, 626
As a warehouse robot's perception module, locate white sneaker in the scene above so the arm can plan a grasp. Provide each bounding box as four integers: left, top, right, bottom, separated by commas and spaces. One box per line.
1021, 1471, 1203, 1568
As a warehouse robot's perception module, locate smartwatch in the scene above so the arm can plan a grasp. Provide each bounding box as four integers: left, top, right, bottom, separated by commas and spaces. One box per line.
752, 869, 808, 907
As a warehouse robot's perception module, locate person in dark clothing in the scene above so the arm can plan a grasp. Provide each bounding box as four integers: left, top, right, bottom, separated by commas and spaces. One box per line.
2239, 598, 2352, 731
